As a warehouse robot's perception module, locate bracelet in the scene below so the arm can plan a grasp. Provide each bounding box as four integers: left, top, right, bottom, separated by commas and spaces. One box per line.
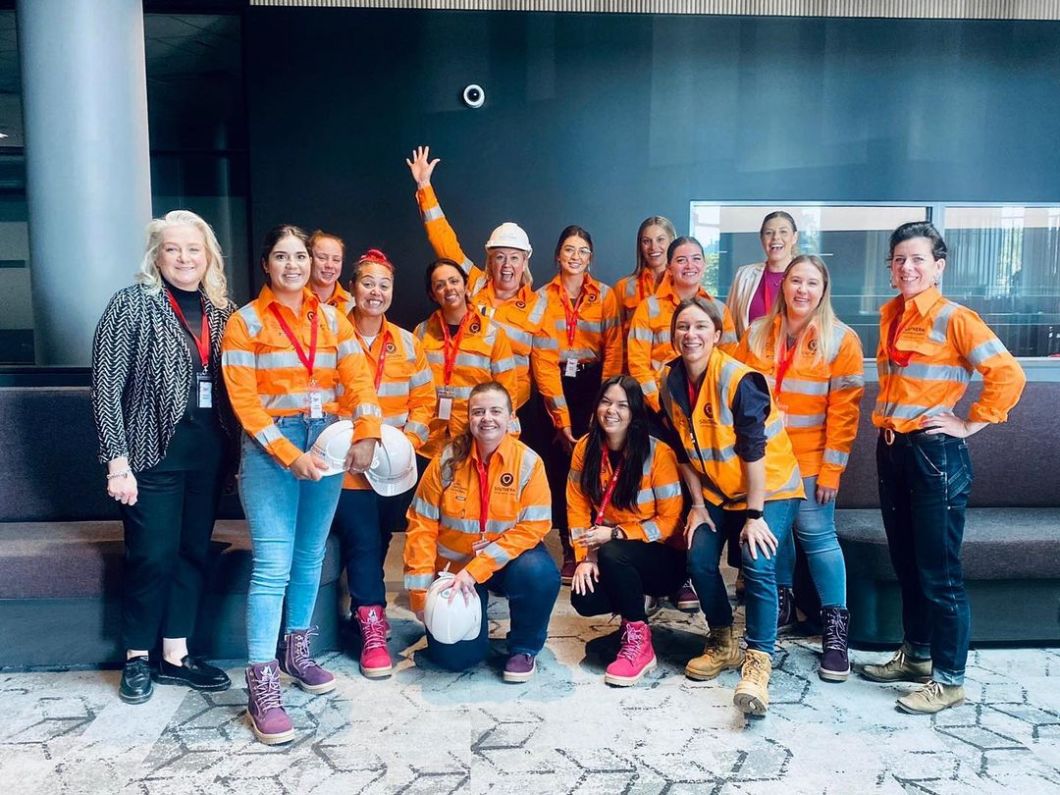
691, 503, 706, 509
106, 469, 132, 480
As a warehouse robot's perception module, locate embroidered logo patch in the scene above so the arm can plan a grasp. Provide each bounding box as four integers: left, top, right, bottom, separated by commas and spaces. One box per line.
515, 300, 526, 309
499, 473, 514, 487
469, 321, 481, 333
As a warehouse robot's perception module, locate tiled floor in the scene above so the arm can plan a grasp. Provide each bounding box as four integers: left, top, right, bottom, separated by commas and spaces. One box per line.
2, 546, 1059, 794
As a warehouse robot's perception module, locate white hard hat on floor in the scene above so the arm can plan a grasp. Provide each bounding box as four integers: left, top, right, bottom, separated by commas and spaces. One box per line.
424, 571, 482, 644
364, 424, 418, 496
485, 222, 533, 257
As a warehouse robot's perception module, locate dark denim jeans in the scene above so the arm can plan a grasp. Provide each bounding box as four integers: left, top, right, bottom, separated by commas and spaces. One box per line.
332, 486, 415, 610
687, 499, 799, 655
426, 543, 560, 671
877, 431, 973, 686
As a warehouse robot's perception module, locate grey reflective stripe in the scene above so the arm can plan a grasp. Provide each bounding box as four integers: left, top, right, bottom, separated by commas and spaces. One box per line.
437, 542, 472, 563
527, 295, 547, 324
568, 467, 582, 482
238, 304, 263, 336
414, 322, 427, 340
455, 352, 491, 369
826, 323, 850, 365
337, 339, 359, 359
519, 449, 541, 491
629, 327, 652, 342
636, 487, 655, 505
875, 401, 947, 420
398, 328, 418, 356
550, 395, 568, 410
823, 449, 849, 466
646, 297, 660, 318
642, 520, 661, 542
640, 380, 658, 395
929, 301, 959, 342
481, 541, 511, 567
764, 417, 784, 439
493, 356, 517, 373
966, 337, 1006, 366
354, 403, 382, 418
720, 331, 738, 345
553, 318, 604, 334
506, 327, 534, 349
335, 383, 345, 398
510, 416, 521, 435
257, 350, 337, 370
534, 336, 558, 350
717, 360, 741, 426
562, 348, 598, 362
412, 496, 440, 520
263, 391, 334, 411
422, 205, 444, 222
441, 515, 515, 535
655, 329, 671, 344
378, 381, 410, 397
892, 362, 970, 383
426, 351, 443, 364
642, 438, 656, 476
322, 305, 340, 335
405, 573, 434, 589
697, 444, 738, 464
384, 412, 409, 426
780, 377, 829, 396
518, 505, 551, 522
254, 423, 284, 446
438, 385, 473, 399
785, 412, 826, 428
653, 482, 682, 500
766, 466, 803, 498
830, 374, 864, 391
409, 367, 433, 387
405, 421, 429, 443
482, 325, 498, 346
222, 349, 255, 367
512, 353, 530, 370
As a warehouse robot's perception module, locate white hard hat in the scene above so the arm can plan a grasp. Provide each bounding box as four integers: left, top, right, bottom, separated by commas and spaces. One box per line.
310, 420, 354, 477
424, 571, 482, 644
485, 222, 532, 257
364, 424, 418, 496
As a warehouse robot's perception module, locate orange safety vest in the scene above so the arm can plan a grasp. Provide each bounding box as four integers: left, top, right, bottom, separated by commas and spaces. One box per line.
734, 315, 864, 490
874, 287, 1026, 432
403, 434, 552, 613
220, 285, 382, 467
660, 349, 804, 509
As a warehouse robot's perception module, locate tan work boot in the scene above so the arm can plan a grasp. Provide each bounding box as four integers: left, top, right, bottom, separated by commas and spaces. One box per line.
733, 649, 773, 716
860, 647, 932, 684
685, 626, 744, 681
897, 681, 966, 714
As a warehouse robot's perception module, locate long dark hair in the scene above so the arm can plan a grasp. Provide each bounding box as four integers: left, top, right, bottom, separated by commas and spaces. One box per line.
579, 376, 650, 513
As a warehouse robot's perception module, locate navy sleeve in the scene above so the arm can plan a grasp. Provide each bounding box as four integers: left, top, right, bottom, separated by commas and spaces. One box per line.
732, 372, 770, 462
652, 410, 690, 465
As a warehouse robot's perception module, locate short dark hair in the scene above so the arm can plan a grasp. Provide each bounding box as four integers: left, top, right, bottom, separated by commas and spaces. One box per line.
670, 296, 724, 348
424, 257, 468, 301
890, 221, 947, 261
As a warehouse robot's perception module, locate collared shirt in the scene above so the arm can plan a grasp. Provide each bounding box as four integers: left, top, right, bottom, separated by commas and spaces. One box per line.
323, 282, 355, 316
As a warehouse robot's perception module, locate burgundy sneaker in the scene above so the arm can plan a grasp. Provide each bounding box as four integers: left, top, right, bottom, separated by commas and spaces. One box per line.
560, 556, 576, 587
503, 653, 537, 683
672, 580, 700, 613
278, 627, 336, 694
245, 660, 295, 745
604, 620, 656, 687
355, 605, 393, 679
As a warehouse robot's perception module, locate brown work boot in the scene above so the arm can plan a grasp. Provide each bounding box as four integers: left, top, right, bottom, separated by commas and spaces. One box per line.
861, 646, 932, 684
733, 649, 773, 716
685, 626, 744, 681
897, 681, 966, 714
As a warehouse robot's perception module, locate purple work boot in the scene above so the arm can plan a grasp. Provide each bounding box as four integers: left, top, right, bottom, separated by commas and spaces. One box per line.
245, 660, 295, 745
503, 653, 537, 683
278, 626, 336, 695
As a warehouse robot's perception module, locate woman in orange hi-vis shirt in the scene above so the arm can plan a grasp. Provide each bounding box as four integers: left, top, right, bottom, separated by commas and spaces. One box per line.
613, 216, 676, 345
414, 259, 520, 460
567, 376, 683, 687
307, 229, 354, 314
221, 224, 382, 745
330, 248, 435, 681
735, 255, 864, 683
861, 222, 1025, 716
404, 382, 558, 681
531, 225, 623, 583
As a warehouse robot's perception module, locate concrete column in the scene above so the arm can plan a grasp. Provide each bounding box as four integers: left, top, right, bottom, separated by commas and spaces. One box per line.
18, 0, 152, 365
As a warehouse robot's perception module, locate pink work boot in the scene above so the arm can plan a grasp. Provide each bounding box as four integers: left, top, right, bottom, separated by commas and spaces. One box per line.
355, 605, 393, 679
604, 620, 657, 687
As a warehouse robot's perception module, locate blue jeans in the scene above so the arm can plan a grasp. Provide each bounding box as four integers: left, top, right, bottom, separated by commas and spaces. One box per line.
687, 499, 799, 655
774, 476, 847, 608
877, 432, 973, 686
332, 486, 415, 610
239, 416, 344, 663
426, 543, 560, 671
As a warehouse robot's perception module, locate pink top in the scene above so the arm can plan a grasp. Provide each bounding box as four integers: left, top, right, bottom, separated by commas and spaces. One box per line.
748, 268, 785, 324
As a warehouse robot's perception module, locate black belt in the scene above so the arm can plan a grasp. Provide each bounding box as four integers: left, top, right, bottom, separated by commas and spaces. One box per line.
880, 428, 946, 446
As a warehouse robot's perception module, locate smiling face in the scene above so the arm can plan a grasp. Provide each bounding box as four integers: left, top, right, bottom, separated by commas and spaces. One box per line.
156, 224, 208, 292
673, 304, 721, 366
782, 261, 825, 324
640, 224, 672, 273
668, 242, 706, 291
264, 234, 311, 294
468, 388, 513, 449
486, 247, 528, 294
890, 237, 945, 300
353, 262, 393, 318
557, 235, 592, 278
310, 237, 343, 289
595, 383, 632, 440
760, 216, 798, 267
430, 263, 467, 311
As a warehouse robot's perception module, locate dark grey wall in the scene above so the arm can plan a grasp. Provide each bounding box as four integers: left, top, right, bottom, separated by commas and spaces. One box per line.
245, 8, 1060, 329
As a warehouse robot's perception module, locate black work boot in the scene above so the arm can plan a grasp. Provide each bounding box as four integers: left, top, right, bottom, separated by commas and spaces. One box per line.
819, 606, 851, 682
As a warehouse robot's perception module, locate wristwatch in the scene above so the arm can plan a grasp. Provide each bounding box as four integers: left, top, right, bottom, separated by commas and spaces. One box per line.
745, 508, 763, 520
610, 527, 624, 541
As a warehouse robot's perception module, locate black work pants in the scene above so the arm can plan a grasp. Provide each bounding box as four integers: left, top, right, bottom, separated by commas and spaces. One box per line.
569, 539, 687, 622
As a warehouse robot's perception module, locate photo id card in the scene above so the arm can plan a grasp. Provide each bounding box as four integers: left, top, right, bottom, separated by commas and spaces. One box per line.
196, 374, 213, 408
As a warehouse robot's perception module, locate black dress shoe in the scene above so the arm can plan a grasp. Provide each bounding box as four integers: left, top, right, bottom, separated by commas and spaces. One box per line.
119, 656, 154, 704
154, 655, 232, 691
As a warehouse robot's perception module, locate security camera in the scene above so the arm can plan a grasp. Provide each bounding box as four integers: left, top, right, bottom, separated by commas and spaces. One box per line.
462, 84, 485, 109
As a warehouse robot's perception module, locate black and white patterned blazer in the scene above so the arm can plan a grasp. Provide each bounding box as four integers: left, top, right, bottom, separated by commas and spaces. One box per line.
91, 284, 235, 472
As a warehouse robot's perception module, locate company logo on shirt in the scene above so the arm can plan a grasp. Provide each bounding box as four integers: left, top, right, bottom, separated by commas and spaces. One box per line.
469, 320, 482, 334
499, 473, 514, 487
515, 300, 526, 309
386, 341, 396, 353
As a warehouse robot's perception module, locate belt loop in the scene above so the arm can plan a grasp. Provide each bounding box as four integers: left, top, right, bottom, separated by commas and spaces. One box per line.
883, 428, 895, 446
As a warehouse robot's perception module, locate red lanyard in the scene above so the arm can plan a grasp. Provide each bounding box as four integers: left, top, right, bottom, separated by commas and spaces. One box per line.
441, 312, 470, 386
268, 303, 319, 378
773, 335, 798, 399
165, 290, 210, 370
594, 446, 623, 526
562, 286, 587, 348
475, 456, 491, 538
887, 300, 915, 367
368, 329, 392, 392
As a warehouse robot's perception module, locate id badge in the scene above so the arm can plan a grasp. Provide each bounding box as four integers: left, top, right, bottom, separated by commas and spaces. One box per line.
472, 536, 490, 553
564, 358, 579, 378
308, 382, 324, 419
438, 396, 453, 421
196, 373, 213, 408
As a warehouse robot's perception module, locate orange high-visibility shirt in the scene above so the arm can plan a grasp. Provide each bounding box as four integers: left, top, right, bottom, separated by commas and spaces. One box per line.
874, 287, 1025, 432
221, 285, 382, 467
734, 315, 864, 490
614, 267, 662, 338
627, 275, 738, 412
566, 435, 683, 562
323, 282, 354, 316
531, 275, 623, 430
414, 306, 520, 459
343, 318, 436, 490
403, 434, 552, 612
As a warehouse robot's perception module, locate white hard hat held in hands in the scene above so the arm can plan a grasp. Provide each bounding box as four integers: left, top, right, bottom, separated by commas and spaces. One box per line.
424, 570, 482, 645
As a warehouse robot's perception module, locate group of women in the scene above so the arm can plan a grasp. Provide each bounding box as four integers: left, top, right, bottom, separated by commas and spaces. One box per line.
92, 148, 1026, 745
